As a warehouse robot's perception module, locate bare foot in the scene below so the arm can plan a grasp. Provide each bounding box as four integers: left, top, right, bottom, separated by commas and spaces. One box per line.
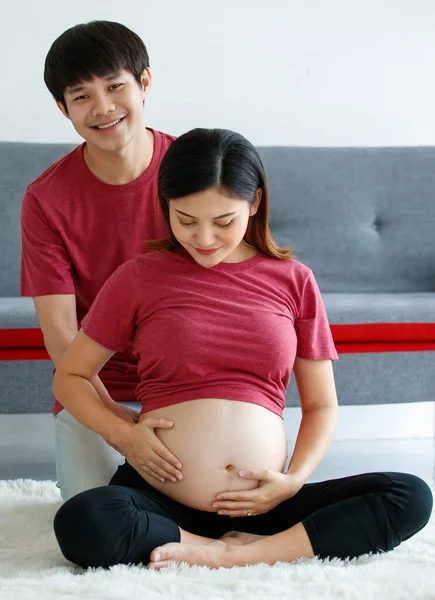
219, 530, 265, 546
148, 540, 229, 569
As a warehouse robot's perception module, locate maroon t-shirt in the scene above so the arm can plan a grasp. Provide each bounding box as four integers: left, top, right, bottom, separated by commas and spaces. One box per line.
82, 247, 338, 418
20, 128, 175, 415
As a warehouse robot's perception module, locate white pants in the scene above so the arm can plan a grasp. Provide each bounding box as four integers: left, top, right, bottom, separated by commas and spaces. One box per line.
53, 403, 141, 501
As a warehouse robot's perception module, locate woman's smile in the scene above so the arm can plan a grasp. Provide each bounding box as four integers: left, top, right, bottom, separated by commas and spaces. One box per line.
194, 247, 222, 256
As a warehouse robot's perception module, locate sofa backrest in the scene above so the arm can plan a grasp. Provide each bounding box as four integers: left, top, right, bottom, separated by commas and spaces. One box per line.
258, 146, 435, 293
0, 142, 75, 296
1, 142, 435, 296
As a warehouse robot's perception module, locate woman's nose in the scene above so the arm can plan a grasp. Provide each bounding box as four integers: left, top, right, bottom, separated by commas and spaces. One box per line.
195, 227, 216, 247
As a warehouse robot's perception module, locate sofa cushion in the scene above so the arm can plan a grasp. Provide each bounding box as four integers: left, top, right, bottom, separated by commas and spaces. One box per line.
0, 298, 46, 357
324, 292, 435, 342
0, 297, 40, 329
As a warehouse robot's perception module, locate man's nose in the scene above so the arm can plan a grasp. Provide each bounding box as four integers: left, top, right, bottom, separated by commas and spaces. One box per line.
91, 93, 116, 118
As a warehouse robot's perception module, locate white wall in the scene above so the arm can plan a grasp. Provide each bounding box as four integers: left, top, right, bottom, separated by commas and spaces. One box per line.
2, 0, 435, 145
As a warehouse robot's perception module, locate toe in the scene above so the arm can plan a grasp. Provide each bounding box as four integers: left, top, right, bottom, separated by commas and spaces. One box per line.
149, 547, 162, 562
147, 561, 169, 569
153, 542, 180, 561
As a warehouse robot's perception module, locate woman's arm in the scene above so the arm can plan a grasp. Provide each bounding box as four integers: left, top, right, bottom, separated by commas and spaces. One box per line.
52, 330, 134, 449
286, 357, 338, 484
53, 330, 183, 482
210, 357, 338, 516
34, 294, 124, 413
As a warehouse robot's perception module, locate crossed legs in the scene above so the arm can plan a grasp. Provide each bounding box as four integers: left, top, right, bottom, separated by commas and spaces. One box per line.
53, 469, 432, 569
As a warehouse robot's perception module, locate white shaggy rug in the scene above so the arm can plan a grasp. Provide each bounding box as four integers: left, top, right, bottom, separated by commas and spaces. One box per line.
0, 480, 434, 600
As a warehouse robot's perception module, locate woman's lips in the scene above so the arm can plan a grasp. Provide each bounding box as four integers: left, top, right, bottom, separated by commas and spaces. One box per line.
195, 247, 220, 256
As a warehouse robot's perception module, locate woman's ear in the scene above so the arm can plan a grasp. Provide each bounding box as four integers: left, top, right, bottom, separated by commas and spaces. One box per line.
249, 188, 263, 216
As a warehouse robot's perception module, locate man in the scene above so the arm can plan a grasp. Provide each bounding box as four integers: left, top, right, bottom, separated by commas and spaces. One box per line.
21, 20, 175, 500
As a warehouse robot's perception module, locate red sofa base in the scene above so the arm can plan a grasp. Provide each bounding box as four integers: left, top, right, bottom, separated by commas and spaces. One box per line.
1, 326, 435, 360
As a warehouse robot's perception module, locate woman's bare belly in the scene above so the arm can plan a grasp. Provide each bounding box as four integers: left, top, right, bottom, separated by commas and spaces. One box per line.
138, 399, 288, 512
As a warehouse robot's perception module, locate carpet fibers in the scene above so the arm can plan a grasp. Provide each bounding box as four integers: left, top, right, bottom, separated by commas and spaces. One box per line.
0, 479, 434, 600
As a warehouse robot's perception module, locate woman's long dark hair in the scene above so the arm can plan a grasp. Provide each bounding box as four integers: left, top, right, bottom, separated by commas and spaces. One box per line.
145, 128, 292, 260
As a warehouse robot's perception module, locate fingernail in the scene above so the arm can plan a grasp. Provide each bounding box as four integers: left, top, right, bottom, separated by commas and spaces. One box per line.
176, 473, 183, 480
239, 471, 246, 477
154, 552, 160, 561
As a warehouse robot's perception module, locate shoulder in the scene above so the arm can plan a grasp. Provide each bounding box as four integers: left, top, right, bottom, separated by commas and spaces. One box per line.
112, 251, 168, 276
134, 249, 174, 271
102, 252, 173, 299
97, 257, 143, 301
26, 145, 83, 199
256, 256, 320, 307
260, 255, 313, 281
150, 129, 177, 154
112, 255, 144, 277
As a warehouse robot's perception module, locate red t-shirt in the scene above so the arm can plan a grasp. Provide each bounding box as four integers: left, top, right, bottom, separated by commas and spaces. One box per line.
20, 128, 175, 415
82, 247, 338, 418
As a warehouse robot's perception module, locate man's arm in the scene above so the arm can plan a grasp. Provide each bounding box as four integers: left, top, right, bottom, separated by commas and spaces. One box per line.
34, 294, 113, 405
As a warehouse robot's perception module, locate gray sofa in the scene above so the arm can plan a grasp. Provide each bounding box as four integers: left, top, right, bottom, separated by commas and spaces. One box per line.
1, 142, 434, 473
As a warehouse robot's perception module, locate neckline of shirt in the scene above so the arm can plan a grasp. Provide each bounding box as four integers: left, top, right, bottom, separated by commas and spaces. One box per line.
74, 127, 162, 195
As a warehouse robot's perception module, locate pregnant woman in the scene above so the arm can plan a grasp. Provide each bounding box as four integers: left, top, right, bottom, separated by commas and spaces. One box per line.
53, 128, 432, 569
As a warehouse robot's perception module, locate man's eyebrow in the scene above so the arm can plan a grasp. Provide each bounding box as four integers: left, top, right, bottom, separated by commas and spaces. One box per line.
174, 210, 237, 219
66, 85, 86, 95
104, 73, 123, 81
66, 73, 123, 95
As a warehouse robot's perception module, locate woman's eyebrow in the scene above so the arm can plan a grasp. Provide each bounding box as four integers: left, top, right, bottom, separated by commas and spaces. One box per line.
174, 210, 237, 219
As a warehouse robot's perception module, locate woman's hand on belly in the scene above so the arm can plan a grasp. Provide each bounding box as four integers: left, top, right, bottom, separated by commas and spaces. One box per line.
122, 417, 184, 483
211, 470, 303, 517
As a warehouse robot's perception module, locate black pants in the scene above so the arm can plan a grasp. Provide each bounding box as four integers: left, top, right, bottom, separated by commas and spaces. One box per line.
53, 462, 432, 568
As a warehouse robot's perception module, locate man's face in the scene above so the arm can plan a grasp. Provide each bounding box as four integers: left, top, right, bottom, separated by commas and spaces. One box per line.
58, 69, 150, 153
169, 187, 261, 268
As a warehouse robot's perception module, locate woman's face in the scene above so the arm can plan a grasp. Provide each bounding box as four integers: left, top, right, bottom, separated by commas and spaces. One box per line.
169, 187, 261, 268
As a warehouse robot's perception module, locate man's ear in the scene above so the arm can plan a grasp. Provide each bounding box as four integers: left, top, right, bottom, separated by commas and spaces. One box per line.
140, 68, 152, 100
249, 188, 263, 216
55, 100, 70, 119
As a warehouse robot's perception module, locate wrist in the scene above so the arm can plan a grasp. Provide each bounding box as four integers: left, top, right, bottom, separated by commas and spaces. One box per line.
284, 470, 306, 491
104, 419, 135, 453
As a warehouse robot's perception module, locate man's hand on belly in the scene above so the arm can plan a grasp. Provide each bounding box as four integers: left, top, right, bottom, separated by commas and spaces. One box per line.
120, 417, 184, 484
212, 470, 303, 517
